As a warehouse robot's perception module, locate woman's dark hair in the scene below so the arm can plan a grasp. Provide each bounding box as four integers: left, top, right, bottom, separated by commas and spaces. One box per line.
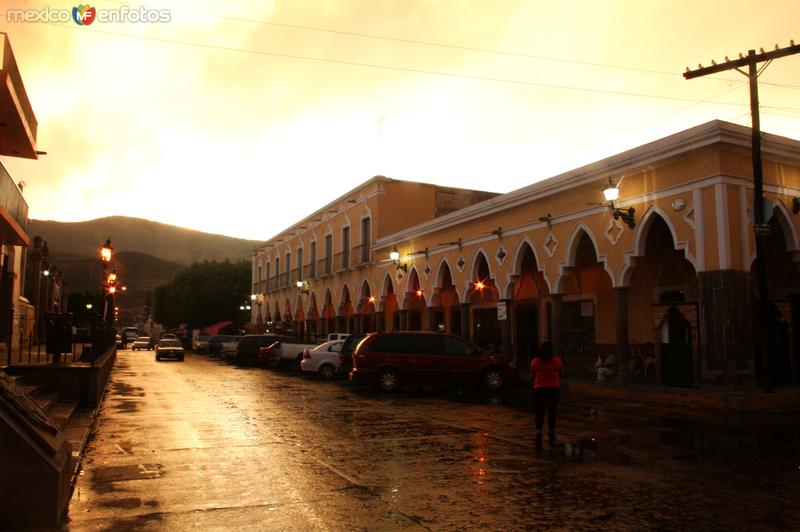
537, 341, 553, 361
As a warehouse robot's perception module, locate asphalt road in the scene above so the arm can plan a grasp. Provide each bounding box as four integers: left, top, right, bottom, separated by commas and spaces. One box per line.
67, 350, 800, 530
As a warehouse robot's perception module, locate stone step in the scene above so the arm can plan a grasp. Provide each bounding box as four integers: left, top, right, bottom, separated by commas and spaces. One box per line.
46, 399, 79, 432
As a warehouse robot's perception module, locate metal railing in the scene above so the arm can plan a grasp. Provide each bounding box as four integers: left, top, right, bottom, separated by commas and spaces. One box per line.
318, 257, 332, 277
305, 262, 316, 280
0, 160, 28, 233
352, 244, 372, 266
334, 252, 349, 273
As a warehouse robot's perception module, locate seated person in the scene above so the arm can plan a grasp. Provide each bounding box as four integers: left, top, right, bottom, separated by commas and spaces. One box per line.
642, 342, 656, 378
595, 350, 617, 383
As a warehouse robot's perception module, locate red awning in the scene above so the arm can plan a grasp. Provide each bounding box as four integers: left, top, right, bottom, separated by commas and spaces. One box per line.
201, 321, 233, 335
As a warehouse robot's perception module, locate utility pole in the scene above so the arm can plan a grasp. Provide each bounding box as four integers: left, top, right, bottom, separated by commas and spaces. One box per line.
684, 40, 800, 392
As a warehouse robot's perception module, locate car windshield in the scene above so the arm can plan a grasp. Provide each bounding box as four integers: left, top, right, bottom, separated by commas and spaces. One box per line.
135, 337, 150, 342
159, 340, 182, 348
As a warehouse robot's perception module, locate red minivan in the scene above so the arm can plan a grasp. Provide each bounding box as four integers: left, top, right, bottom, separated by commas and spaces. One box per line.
350, 331, 517, 392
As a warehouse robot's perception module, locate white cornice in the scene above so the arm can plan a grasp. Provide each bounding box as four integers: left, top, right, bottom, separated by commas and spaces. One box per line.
376, 120, 800, 247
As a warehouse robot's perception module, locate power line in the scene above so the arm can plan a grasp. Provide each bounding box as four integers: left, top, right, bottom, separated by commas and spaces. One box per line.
45, 22, 798, 111
101, 0, 794, 90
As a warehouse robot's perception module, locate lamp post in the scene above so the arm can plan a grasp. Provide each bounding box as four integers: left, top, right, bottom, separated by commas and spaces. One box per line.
100, 239, 114, 324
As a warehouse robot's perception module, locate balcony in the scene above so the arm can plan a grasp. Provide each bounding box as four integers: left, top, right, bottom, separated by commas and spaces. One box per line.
334, 252, 350, 273
0, 33, 37, 159
318, 257, 332, 277
352, 244, 372, 266
0, 159, 28, 246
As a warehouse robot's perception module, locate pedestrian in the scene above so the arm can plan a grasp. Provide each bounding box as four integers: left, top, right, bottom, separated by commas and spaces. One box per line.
530, 341, 564, 445
595, 349, 617, 383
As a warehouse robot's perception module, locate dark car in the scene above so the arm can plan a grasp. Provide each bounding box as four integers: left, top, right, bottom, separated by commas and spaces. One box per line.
350, 331, 517, 392
235, 334, 281, 364
155, 339, 184, 361
338, 333, 366, 378
208, 335, 237, 357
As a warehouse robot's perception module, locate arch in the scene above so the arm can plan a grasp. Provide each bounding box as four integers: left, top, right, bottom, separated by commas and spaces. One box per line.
620, 205, 697, 287
307, 292, 319, 320
339, 283, 352, 311
555, 223, 615, 292
401, 267, 425, 308
358, 279, 373, 303
508, 237, 552, 296
463, 249, 493, 300
435, 258, 455, 289
771, 201, 800, 257
283, 298, 293, 322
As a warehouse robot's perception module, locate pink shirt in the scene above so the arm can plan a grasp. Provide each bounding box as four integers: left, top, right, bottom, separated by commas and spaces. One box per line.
531, 356, 563, 389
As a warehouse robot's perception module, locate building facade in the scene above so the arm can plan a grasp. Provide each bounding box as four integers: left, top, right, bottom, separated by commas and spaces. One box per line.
0, 32, 37, 363
253, 121, 800, 387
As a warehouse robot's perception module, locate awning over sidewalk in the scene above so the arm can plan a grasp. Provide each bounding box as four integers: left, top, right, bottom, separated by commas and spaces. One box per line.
201, 321, 233, 336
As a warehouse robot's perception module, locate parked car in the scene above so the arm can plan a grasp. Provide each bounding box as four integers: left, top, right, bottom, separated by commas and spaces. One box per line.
155, 339, 184, 361
131, 336, 152, 350
220, 336, 243, 360
161, 333, 178, 340
301, 340, 345, 378
193, 335, 210, 354
338, 333, 367, 377
208, 335, 238, 357
260, 339, 319, 369
115, 334, 123, 348
122, 327, 138, 345
326, 333, 350, 342
350, 331, 518, 392
234, 334, 281, 364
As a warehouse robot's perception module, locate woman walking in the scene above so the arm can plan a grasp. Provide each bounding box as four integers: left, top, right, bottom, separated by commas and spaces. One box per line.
530, 341, 564, 445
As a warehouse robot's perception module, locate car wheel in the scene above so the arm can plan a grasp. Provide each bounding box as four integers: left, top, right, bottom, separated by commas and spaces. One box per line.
155, 355, 161, 361
269, 357, 280, 369
378, 368, 400, 392
178, 355, 184, 362
295, 355, 303, 371
319, 363, 336, 379
483, 367, 505, 391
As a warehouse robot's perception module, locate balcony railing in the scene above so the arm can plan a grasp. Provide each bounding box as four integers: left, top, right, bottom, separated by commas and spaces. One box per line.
0, 159, 28, 238
279, 272, 290, 288
318, 257, 332, 277
334, 252, 349, 273
352, 244, 372, 266
305, 262, 316, 280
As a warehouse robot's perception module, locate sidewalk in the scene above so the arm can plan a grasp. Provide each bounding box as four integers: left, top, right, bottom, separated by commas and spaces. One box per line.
514, 370, 800, 413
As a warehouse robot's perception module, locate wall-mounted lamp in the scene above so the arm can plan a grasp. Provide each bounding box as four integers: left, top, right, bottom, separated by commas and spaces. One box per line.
42, 268, 50, 277
296, 280, 310, 294
473, 280, 486, 291
602, 177, 636, 229
368, 296, 376, 304
390, 248, 407, 274
793, 197, 800, 214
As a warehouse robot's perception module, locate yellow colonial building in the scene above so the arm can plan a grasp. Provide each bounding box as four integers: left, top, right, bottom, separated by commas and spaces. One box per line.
252, 120, 800, 388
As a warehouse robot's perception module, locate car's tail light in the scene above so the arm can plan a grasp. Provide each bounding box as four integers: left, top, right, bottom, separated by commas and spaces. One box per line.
303, 349, 310, 359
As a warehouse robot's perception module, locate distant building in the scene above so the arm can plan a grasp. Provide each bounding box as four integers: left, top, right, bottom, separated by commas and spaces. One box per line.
253, 121, 800, 388
0, 32, 38, 363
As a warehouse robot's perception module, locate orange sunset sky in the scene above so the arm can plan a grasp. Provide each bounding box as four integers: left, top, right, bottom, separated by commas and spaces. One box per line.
2, 0, 799, 240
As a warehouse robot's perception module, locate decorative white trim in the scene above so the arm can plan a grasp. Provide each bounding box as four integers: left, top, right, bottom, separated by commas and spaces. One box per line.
543, 233, 559, 258
682, 205, 695, 229
555, 223, 616, 291
692, 188, 706, 271
619, 204, 697, 287
495, 245, 508, 266
456, 254, 466, 273
715, 183, 731, 269
604, 219, 624, 247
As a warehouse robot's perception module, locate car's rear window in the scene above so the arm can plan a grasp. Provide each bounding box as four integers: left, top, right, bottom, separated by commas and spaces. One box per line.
159, 340, 182, 348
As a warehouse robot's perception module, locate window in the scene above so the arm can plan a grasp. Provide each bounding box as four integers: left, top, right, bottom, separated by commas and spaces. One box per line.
360, 217, 371, 263
443, 335, 472, 356
324, 234, 332, 274
285, 252, 291, 287
257, 263, 262, 292
296, 247, 303, 281
265, 262, 271, 290
309, 241, 317, 278
342, 226, 350, 270
275, 258, 280, 286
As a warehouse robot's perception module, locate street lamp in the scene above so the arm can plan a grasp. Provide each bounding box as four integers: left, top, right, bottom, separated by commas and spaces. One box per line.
100, 238, 112, 263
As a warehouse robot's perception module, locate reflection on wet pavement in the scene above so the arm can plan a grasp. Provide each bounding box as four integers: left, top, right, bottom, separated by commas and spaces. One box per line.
68, 351, 800, 530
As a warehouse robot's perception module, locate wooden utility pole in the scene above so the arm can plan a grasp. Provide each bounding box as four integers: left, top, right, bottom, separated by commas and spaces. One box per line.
684, 41, 800, 392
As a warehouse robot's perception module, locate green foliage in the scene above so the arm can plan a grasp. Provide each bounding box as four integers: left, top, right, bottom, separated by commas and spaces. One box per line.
153, 260, 251, 328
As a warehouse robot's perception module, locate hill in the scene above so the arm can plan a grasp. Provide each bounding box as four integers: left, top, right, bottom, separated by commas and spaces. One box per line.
28, 216, 259, 265
29, 217, 260, 324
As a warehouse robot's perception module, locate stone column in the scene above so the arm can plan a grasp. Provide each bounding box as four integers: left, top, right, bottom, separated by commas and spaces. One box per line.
353, 314, 362, 334
334, 316, 345, 334
613, 287, 630, 378
399, 310, 408, 331
500, 299, 513, 357
427, 307, 438, 332
375, 311, 385, 332
460, 303, 471, 342
550, 294, 563, 357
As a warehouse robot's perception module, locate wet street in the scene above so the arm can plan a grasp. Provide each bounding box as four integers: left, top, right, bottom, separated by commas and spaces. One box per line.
67, 350, 800, 530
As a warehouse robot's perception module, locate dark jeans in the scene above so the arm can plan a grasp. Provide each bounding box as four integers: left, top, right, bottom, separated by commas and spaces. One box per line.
533, 387, 560, 434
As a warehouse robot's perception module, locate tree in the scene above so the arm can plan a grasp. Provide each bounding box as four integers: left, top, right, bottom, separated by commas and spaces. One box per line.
153, 260, 250, 329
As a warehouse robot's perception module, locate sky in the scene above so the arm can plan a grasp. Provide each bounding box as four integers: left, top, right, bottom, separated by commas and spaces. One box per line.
1, 0, 799, 241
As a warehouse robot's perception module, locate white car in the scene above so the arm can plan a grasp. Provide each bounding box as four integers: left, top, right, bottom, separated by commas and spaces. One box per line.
300, 340, 344, 379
